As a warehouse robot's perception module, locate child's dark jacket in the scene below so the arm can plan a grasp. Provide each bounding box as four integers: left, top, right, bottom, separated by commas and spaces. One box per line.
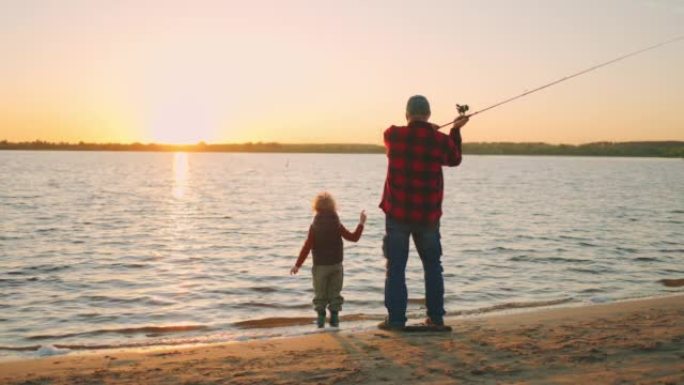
295, 212, 363, 267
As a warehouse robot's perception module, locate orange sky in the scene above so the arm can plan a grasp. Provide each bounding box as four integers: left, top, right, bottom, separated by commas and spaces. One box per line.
1, 0, 683, 144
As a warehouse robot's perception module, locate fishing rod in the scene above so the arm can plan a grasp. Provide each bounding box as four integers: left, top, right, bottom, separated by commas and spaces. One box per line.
439, 35, 684, 129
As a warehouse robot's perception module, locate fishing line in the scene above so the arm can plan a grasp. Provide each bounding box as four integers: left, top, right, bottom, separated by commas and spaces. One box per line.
438, 35, 684, 129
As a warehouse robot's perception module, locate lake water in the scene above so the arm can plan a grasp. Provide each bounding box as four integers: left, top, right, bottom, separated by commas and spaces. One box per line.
1, 151, 682, 358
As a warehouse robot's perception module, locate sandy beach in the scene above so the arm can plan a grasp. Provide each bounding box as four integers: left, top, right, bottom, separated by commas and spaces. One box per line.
1, 295, 682, 385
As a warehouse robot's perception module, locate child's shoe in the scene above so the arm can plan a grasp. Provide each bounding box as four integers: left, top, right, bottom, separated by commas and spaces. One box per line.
316, 311, 326, 328
329, 311, 339, 327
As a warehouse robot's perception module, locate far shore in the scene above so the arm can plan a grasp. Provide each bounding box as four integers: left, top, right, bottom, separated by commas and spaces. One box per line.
1, 140, 683, 157
1, 294, 682, 384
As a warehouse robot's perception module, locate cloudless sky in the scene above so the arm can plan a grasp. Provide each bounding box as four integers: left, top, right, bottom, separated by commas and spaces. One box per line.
1, 0, 682, 144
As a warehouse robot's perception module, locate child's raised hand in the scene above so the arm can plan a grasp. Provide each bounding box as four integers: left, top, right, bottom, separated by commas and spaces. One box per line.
359, 210, 367, 225
290, 265, 300, 275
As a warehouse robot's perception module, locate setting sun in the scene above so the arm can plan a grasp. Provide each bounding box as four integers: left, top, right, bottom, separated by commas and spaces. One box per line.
149, 127, 212, 145
146, 100, 219, 144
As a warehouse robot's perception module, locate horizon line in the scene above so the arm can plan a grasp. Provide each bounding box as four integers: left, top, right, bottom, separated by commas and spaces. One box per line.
3, 139, 684, 147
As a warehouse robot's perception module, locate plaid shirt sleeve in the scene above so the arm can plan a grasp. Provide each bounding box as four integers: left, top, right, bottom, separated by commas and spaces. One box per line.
439, 127, 463, 166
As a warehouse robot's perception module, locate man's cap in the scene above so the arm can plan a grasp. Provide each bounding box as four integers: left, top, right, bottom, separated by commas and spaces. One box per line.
406, 95, 431, 117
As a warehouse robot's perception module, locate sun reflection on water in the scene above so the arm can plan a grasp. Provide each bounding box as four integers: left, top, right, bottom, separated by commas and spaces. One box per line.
172, 152, 189, 199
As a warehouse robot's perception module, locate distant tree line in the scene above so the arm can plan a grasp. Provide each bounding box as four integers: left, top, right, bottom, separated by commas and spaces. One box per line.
0, 140, 383, 154
462, 141, 684, 158
1, 139, 682, 158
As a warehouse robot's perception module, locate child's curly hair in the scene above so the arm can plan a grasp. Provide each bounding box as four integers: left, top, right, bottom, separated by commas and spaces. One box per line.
312, 192, 337, 213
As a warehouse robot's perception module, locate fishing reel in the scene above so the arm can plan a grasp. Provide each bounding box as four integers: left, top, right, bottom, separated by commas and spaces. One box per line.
456, 104, 469, 117
437, 103, 471, 129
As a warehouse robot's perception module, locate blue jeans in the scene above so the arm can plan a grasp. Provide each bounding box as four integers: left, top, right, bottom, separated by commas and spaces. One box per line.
383, 216, 445, 326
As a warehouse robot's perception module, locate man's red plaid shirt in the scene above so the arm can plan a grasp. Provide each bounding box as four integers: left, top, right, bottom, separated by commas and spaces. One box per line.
379, 120, 462, 224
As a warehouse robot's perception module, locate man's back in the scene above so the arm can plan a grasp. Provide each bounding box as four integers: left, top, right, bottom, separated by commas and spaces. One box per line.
380, 120, 462, 224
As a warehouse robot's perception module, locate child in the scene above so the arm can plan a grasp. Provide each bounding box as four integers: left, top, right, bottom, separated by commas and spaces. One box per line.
290, 192, 366, 328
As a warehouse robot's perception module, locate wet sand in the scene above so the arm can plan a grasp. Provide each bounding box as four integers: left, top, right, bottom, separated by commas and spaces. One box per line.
1, 295, 682, 384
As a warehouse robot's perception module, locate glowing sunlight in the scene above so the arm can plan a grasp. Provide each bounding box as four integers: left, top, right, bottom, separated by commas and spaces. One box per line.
172, 152, 189, 199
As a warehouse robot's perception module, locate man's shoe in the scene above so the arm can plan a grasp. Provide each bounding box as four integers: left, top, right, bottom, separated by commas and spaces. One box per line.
377, 319, 405, 331
316, 311, 326, 328
424, 317, 451, 331
329, 311, 339, 327
425, 317, 444, 326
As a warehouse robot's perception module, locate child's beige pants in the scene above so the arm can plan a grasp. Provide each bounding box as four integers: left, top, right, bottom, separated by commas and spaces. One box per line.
312, 263, 344, 312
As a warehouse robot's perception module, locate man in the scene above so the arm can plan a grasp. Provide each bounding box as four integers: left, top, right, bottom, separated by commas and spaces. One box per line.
379, 95, 469, 330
